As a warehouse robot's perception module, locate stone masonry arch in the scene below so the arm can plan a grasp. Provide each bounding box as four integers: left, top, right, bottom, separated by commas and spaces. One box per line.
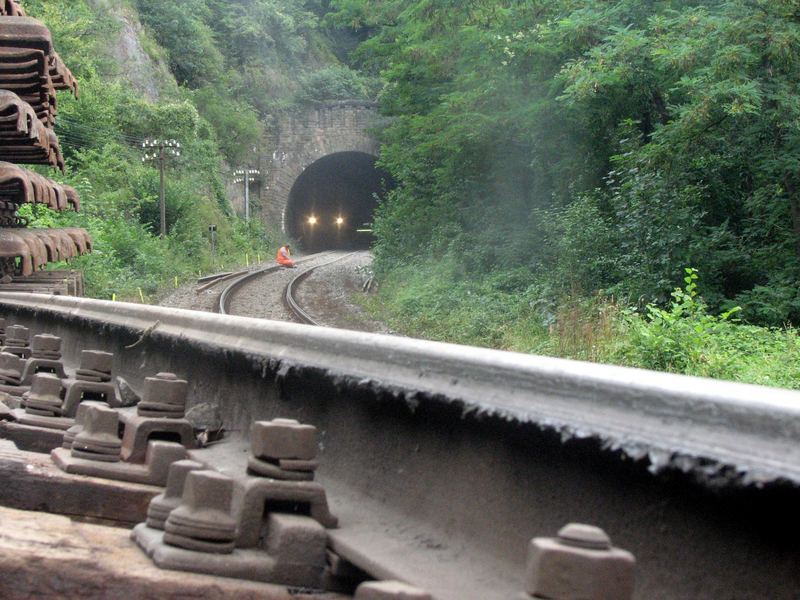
260, 100, 382, 238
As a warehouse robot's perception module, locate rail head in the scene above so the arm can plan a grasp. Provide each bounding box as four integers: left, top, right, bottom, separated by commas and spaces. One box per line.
1, 292, 799, 488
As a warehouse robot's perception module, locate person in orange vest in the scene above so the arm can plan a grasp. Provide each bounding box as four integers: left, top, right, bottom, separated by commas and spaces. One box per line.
276, 243, 296, 268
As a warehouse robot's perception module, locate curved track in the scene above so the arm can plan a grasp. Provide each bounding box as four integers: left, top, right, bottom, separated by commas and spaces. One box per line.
217, 251, 333, 315
283, 252, 359, 325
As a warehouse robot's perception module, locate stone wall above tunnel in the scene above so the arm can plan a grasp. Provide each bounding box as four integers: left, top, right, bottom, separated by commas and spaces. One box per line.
261, 101, 383, 237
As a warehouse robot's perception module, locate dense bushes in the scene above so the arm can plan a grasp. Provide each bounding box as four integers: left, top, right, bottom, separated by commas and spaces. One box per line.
331, 0, 800, 326
323, 0, 800, 387
367, 262, 800, 389
294, 64, 378, 104
135, 0, 374, 117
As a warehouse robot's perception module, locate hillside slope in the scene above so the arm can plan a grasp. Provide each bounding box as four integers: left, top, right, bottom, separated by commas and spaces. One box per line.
20, 0, 370, 300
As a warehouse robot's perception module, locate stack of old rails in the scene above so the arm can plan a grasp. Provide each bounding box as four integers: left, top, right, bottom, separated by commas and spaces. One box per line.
0, 1, 25, 19
0, 17, 77, 120
0, 90, 62, 168
0, 18, 58, 123
0, 163, 87, 282
0, 9, 90, 291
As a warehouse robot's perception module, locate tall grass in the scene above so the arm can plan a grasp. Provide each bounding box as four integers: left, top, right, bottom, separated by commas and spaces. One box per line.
366, 261, 800, 390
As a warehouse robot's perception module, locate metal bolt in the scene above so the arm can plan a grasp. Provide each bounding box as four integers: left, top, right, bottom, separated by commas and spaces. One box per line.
524, 523, 635, 600
557, 523, 612, 550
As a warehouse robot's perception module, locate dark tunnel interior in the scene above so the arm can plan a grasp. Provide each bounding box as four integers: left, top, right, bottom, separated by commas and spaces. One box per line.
285, 152, 392, 251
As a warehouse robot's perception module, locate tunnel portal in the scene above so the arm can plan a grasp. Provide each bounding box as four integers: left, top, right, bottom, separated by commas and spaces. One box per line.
285, 152, 390, 252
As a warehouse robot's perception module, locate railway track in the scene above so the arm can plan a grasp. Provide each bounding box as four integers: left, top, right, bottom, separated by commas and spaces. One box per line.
216, 251, 335, 316
283, 252, 359, 325
0, 293, 797, 599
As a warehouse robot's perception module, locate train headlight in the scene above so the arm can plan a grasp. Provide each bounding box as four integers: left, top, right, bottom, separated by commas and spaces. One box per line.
307, 216, 317, 225
335, 217, 344, 226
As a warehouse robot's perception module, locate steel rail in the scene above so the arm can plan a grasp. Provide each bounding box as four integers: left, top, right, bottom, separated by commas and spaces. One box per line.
217, 251, 331, 315
284, 252, 359, 325
196, 271, 233, 284
196, 269, 249, 292
0, 294, 797, 599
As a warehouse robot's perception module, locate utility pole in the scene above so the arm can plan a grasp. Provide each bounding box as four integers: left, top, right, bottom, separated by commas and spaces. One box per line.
233, 167, 260, 222
142, 139, 181, 238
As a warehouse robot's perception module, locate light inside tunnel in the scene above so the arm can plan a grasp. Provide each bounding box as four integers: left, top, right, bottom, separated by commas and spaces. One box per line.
285, 151, 392, 251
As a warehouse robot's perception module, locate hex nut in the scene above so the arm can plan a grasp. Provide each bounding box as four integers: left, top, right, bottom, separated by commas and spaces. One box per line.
355, 581, 433, 600
141, 372, 187, 407
0, 352, 24, 375
524, 523, 635, 600
26, 372, 63, 402
73, 405, 121, 449
251, 419, 318, 461
5, 324, 28, 343
31, 333, 61, 354
80, 350, 113, 373
167, 470, 236, 529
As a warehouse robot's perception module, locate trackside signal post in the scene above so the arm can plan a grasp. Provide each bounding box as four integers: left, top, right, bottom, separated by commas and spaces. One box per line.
209, 224, 217, 257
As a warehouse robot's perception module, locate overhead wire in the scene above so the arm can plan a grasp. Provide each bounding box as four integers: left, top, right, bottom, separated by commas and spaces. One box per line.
53, 114, 159, 146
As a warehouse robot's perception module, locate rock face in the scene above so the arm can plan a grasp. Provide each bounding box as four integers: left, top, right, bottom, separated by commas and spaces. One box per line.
86, 0, 177, 102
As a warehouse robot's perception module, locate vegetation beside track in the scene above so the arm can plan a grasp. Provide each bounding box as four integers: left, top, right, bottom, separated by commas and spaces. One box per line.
328, 0, 800, 388
365, 263, 800, 389
17, 0, 375, 301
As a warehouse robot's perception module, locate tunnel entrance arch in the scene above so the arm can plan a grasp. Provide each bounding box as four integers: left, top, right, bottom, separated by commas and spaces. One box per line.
284, 152, 390, 251
256, 101, 387, 247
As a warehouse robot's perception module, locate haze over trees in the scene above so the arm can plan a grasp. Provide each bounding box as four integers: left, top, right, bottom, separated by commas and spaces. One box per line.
21, 0, 800, 386
325, 0, 800, 385
329, 0, 800, 322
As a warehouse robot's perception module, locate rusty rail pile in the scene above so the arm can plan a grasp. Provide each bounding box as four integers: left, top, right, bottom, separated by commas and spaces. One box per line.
0, 7, 89, 293
0, 0, 25, 17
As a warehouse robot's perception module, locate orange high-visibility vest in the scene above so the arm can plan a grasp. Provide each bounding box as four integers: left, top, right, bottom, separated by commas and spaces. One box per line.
276, 246, 294, 266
